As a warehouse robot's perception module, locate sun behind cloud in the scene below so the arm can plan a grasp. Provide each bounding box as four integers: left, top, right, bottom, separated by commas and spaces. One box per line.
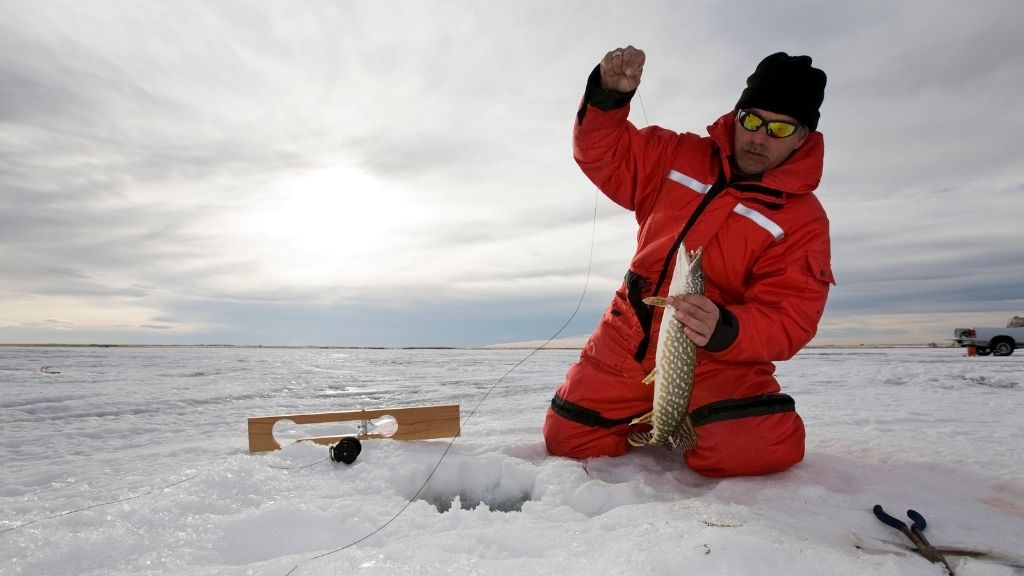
229, 164, 433, 289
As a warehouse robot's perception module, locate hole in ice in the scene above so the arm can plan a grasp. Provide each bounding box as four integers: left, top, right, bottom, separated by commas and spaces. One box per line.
415, 488, 533, 513
406, 453, 536, 513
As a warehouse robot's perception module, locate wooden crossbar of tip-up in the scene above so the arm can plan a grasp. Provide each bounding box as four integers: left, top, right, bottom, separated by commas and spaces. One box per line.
247, 404, 461, 453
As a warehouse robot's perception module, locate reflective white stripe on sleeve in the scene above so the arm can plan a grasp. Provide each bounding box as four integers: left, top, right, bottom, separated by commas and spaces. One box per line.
734, 203, 785, 240
667, 169, 712, 194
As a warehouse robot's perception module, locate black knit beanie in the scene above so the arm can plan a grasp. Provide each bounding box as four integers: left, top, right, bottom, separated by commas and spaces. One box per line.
735, 52, 826, 131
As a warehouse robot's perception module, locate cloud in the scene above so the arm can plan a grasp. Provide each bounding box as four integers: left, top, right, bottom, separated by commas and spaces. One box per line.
1, 1, 1022, 347
44, 318, 77, 325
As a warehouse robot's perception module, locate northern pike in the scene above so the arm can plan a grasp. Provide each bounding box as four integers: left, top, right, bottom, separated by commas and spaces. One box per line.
627, 244, 703, 450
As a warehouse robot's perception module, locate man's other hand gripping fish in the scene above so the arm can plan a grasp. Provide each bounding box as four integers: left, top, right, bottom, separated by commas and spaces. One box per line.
627, 244, 703, 451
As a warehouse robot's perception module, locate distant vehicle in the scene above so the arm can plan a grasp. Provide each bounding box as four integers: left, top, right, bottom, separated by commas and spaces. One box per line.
953, 317, 1024, 356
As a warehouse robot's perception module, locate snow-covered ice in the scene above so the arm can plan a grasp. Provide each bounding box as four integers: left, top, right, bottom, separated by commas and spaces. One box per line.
2, 346, 1022, 575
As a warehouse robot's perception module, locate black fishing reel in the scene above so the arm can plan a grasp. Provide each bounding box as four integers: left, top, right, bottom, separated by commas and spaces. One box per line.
329, 436, 362, 465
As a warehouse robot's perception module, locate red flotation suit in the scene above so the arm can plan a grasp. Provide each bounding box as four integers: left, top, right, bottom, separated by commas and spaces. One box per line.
543, 75, 835, 478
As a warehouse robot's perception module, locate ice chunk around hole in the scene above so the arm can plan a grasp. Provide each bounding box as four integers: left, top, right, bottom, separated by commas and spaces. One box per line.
400, 452, 537, 513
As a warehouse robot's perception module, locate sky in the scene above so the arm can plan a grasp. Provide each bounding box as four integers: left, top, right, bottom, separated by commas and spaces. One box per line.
1, 0, 1022, 347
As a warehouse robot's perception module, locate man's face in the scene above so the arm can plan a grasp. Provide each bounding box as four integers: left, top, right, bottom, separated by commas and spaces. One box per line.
732, 108, 809, 176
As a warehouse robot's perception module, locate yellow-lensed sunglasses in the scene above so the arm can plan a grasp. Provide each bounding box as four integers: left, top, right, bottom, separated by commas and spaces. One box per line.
737, 109, 801, 138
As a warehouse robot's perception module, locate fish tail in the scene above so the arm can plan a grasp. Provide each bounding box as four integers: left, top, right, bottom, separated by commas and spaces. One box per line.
670, 416, 698, 452
627, 431, 653, 447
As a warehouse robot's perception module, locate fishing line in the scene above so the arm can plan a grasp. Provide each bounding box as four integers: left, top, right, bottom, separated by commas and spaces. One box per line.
287, 86, 657, 573
284, 175, 603, 576
267, 457, 328, 470
7, 87, 648, 571
7, 84, 635, 564
638, 92, 650, 127
0, 473, 200, 535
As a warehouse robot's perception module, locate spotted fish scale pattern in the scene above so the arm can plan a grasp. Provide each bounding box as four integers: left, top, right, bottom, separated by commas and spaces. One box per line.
627, 244, 703, 450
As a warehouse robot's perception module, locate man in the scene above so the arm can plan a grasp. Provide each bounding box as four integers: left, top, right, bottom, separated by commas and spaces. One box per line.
543, 46, 834, 477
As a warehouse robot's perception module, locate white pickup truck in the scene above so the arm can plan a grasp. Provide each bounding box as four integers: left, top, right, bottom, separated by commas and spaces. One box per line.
953, 317, 1024, 356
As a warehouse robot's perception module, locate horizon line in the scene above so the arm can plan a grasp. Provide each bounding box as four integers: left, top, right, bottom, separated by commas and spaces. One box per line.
0, 342, 961, 350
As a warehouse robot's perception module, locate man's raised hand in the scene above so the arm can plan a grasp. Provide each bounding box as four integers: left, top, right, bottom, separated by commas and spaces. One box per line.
600, 46, 645, 93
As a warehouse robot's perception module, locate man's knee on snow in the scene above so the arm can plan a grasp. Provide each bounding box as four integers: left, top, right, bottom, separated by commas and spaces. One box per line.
543, 408, 630, 459
685, 411, 805, 478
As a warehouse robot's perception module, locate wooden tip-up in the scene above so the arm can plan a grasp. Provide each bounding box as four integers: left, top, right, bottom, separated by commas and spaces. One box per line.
247, 403, 461, 453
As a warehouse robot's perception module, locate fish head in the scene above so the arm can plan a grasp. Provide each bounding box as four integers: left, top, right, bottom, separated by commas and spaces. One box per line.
669, 244, 705, 297
688, 246, 704, 288
687, 246, 704, 268
672, 244, 704, 296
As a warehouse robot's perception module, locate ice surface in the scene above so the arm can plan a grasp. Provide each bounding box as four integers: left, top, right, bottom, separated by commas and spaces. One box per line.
1, 346, 1022, 575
